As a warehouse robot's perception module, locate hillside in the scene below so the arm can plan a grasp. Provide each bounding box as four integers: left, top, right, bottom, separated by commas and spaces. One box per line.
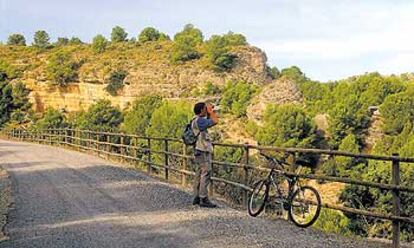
0, 42, 272, 112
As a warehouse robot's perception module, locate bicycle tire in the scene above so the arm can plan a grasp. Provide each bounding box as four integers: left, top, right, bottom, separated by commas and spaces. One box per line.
288, 185, 321, 228
248, 180, 269, 217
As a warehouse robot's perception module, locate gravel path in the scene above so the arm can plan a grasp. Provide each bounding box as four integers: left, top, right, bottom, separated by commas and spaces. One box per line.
0, 139, 393, 248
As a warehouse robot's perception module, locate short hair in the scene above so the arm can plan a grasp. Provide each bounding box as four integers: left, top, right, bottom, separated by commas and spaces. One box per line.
194, 102, 206, 115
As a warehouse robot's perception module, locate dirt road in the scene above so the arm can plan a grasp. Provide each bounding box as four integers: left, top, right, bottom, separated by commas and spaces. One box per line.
0, 139, 389, 248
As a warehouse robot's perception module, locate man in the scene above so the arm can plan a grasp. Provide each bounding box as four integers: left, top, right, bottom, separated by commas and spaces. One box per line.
191, 102, 218, 208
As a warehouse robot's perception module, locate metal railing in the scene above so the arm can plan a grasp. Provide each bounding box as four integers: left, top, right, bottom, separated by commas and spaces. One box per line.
2, 128, 414, 247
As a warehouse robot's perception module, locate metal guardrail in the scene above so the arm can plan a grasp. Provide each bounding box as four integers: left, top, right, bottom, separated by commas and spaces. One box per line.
2, 128, 413, 247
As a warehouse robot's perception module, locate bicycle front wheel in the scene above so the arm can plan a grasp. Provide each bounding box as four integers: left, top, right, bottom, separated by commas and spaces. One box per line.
288, 186, 321, 228
248, 180, 269, 217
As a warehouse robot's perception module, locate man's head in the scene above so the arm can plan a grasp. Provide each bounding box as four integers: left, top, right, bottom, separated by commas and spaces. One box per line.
194, 102, 207, 117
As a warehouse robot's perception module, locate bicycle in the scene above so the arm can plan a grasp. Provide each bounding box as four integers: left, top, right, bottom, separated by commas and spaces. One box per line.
248, 152, 322, 228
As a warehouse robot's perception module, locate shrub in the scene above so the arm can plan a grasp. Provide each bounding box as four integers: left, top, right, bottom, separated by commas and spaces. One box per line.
0, 78, 31, 126
202, 81, 221, 95
0, 60, 18, 79
222, 31, 247, 46
69, 37, 83, 45
0, 79, 14, 126
146, 101, 192, 138
138, 27, 161, 43
313, 209, 351, 235
36, 108, 67, 129
205, 35, 237, 71
255, 104, 321, 164
171, 24, 203, 62
111, 26, 128, 43
55, 37, 69, 46
334, 133, 361, 175
92, 34, 108, 53
122, 95, 163, 135
33, 30, 50, 49
75, 99, 123, 131
380, 90, 414, 135
7, 34, 26, 46
220, 81, 258, 117
105, 70, 127, 96
46, 51, 79, 86
267, 66, 280, 80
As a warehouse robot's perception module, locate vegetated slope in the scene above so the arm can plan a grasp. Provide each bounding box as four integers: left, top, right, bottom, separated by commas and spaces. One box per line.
0, 42, 271, 112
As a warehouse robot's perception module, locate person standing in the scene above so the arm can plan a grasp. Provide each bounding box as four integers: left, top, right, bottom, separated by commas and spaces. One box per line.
191, 102, 218, 208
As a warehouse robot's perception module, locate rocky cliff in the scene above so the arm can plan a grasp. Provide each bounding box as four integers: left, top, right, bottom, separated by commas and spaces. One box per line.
1, 43, 273, 112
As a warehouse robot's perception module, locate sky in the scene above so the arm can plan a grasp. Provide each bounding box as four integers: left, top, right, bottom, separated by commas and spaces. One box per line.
0, 0, 413, 81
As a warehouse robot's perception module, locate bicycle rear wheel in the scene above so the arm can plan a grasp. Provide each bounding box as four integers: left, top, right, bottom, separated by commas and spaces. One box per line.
288, 185, 321, 228
248, 180, 269, 217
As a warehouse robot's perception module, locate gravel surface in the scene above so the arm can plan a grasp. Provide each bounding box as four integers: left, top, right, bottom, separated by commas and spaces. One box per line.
0, 139, 396, 248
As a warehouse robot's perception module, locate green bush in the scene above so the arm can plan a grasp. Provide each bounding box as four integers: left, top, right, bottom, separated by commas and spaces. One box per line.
254, 104, 321, 164
380, 89, 414, 135
220, 81, 258, 117
0, 60, 18, 79
328, 94, 370, 146
69, 37, 83, 45
205, 35, 238, 71
36, 108, 67, 129
7, 34, 26, 46
122, 95, 163, 135
92, 34, 109, 53
139, 27, 161, 43
0, 77, 31, 126
75, 99, 123, 131
313, 209, 351, 235
171, 24, 203, 62
222, 31, 247, 46
33, 30, 50, 49
146, 100, 192, 138
105, 70, 127, 96
267, 66, 280, 80
202, 81, 221, 95
111, 26, 128, 43
0, 79, 14, 126
55, 37, 69, 46
334, 134, 361, 175
46, 51, 79, 86
280, 66, 308, 84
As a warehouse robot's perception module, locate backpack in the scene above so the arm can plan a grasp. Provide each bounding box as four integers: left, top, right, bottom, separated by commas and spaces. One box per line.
182, 117, 200, 146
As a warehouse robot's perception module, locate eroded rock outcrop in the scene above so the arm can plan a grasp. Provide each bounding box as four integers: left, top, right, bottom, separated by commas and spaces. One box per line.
246, 76, 303, 122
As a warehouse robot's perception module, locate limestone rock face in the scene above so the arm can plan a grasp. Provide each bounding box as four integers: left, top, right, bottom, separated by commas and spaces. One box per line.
9, 45, 272, 112
365, 109, 384, 152
246, 76, 303, 122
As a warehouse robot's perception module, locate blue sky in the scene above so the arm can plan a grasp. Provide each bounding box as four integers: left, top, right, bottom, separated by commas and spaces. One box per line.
1, 0, 413, 81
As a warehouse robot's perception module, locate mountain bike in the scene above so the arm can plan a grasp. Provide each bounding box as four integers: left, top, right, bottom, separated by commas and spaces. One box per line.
248, 152, 321, 228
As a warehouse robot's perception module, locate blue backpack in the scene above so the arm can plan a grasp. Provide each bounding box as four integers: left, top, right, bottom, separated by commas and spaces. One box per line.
182, 118, 200, 145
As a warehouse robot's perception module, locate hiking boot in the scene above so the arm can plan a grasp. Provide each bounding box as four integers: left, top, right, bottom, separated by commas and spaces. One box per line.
199, 197, 217, 208
192, 196, 200, 205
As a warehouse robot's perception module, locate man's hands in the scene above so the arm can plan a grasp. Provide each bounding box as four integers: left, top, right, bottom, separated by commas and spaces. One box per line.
206, 103, 215, 114
206, 103, 219, 124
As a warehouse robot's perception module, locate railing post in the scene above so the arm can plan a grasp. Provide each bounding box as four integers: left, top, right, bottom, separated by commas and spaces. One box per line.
107, 134, 111, 155
133, 137, 138, 166
391, 153, 401, 248
96, 132, 99, 155
49, 129, 52, 145
182, 143, 187, 186
77, 129, 81, 151
243, 145, 250, 208
164, 139, 169, 181
120, 134, 125, 163
147, 138, 151, 174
